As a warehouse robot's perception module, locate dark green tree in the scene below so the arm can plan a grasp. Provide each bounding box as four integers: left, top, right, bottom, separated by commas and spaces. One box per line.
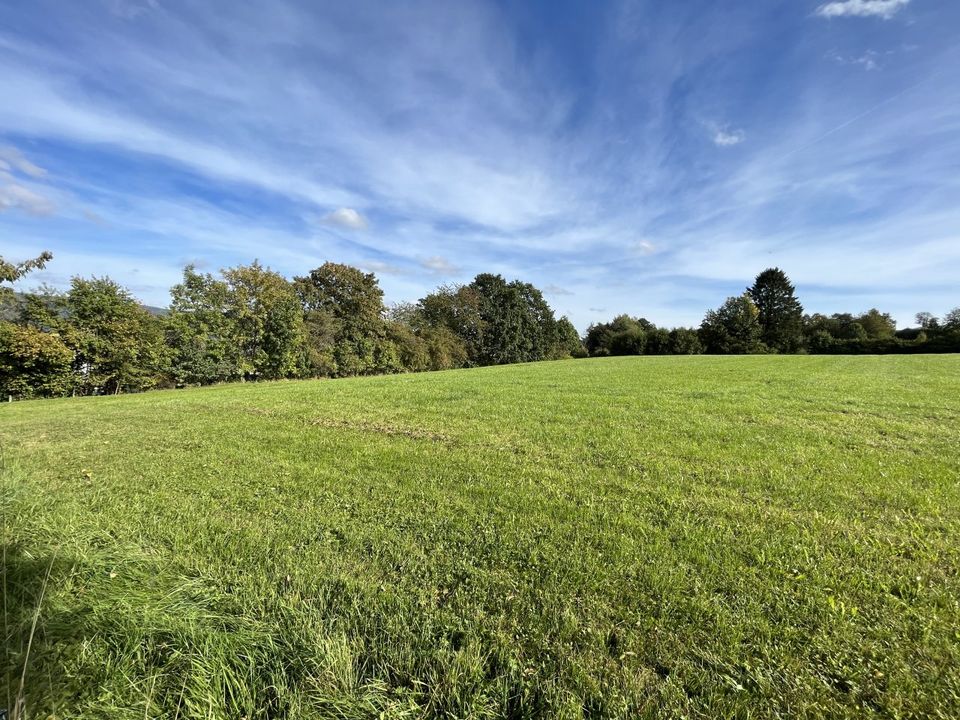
417, 284, 486, 363
468, 273, 533, 365
645, 327, 671, 355
550, 316, 586, 358
584, 322, 613, 356
699, 294, 764, 354
510, 280, 556, 361
747, 268, 803, 352
608, 315, 646, 355
943, 307, 960, 332
667, 328, 703, 355
294, 262, 396, 376
915, 312, 940, 330
585, 315, 648, 356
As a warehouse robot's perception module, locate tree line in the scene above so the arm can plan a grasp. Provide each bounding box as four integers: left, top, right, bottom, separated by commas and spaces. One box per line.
1, 254, 957, 399
1, 252, 583, 398
585, 268, 960, 358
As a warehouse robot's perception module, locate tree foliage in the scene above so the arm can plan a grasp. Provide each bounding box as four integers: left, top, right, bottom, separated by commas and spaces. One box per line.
3, 253, 957, 401
747, 268, 803, 353
0, 250, 53, 294
0, 321, 73, 398
223, 262, 305, 380
65, 277, 170, 394
295, 263, 395, 377
700, 294, 764, 354
167, 266, 240, 385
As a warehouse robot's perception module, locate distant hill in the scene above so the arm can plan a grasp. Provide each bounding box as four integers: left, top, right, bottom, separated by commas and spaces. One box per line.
2, 291, 168, 319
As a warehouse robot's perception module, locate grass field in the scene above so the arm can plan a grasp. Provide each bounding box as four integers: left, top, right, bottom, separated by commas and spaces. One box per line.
2, 355, 959, 719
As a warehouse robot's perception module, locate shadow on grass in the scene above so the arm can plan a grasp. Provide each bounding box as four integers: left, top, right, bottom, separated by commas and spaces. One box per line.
1, 542, 82, 720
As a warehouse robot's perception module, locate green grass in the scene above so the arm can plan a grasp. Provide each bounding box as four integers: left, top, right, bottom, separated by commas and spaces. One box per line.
2, 355, 959, 719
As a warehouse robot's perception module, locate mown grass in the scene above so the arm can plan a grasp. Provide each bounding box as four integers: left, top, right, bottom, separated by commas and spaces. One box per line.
1, 355, 959, 719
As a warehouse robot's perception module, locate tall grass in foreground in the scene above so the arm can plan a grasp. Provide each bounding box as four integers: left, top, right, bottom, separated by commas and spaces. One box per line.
2, 355, 959, 718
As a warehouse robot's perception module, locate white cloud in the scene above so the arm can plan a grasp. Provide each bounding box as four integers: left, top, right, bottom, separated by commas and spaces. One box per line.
0, 152, 55, 216
815, 0, 910, 20
634, 240, 657, 255
108, 0, 161, 20
0, 0, 955, 331
545, 284, 573, 296
0, 145, 46, 177
712, 128, 745, 147
419, 256, 458, 274
362, 260, 408, 276
322, 207, 368, 230
0, 180, 56, 215
827, 49, 882, 70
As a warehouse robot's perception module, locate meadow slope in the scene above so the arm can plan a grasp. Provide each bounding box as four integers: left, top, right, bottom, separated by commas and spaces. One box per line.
2, 356, 959, 719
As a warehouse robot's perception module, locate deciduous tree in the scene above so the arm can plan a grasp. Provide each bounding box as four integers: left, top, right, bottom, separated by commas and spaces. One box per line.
223, 261, 305, 380
167, 266, 241, 384
699, 294, 763, 354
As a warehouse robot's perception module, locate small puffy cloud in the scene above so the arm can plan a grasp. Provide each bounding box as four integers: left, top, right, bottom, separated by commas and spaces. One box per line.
545, 284, 573, 296
419, 256, 458, 275
634, 240, 657, 255
712, 128, 745, 147
0, 145, 47, 178
322, 207, 368, 230
815, 0, 909, 20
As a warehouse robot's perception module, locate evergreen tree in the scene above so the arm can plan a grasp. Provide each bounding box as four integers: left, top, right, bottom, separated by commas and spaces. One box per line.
747, 268, 803, 353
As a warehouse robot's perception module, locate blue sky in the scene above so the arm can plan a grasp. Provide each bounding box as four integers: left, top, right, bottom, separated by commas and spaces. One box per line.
1, 0, 958, 330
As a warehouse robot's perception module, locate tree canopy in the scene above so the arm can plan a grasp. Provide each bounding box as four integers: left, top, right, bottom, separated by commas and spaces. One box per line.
2, 256, 957, 400
747, 268, 803, 353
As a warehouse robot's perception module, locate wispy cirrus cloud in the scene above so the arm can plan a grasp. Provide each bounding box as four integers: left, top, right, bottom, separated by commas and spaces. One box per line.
0, 180, 55, 215
0, 144, 46, 177
815, 0, 910, 20
0, 0, 957, 331
0, 144, 55, 215
826, 49, 887, 70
